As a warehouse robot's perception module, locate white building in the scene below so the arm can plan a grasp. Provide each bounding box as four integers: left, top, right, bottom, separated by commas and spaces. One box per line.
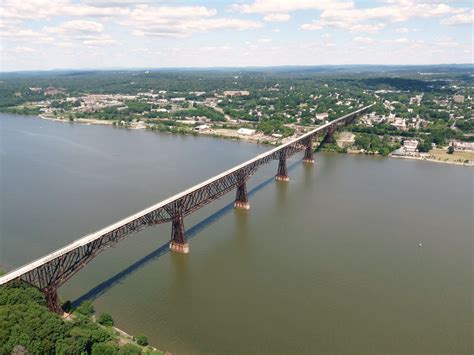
130, 121, 146, 129
237, 128, 256, 136
195, 124, 210, 132
390, 117, 407, 131
316, 112, 329, 120
403, 139, 418, 153
449, 140, 474, 151
223, 90, 250, 97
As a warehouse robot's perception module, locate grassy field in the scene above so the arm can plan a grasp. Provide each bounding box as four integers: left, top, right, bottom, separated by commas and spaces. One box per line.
427, 148, 474, 163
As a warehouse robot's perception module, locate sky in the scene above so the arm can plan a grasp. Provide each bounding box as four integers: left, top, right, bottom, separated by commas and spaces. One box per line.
0, 0, 472, 71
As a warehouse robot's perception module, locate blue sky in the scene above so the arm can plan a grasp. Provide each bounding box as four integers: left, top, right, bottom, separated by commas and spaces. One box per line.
1, 0, 472, 71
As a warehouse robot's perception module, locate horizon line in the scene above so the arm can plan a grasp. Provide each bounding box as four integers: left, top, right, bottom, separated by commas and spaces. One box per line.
1, 63, 473, 74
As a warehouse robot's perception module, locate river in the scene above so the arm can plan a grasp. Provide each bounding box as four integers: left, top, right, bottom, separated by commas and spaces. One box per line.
0, 114, 472, 354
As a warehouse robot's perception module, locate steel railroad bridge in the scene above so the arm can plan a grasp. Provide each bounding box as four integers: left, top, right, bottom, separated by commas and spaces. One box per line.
0, 105, 372, 312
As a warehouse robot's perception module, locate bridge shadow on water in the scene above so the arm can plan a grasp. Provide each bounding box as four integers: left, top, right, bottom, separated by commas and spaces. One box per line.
72, 160, 301, 306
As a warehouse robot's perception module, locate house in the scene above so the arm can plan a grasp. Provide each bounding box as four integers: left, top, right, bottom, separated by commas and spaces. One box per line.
453, 95, 465, 104
449, 140, 474, 151
237, 128, 256, 136
195, 124, 210, 132
403, 139, 418, 153
409, 95, 423, 105
223, 90, 250, 97
44, 87, 65, 96
315, 112, 329, 120
130, 121, 146, 129
390, 117, 407, 131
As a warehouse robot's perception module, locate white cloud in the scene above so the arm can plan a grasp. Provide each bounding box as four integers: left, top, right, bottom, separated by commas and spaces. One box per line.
349, 23, 385, 33
300, 0, 466, 33
300, 22, 323, 31
0, 26, 53, 43
43, 20, 117, 46
263, 13, 291, 22
383, 37, 410, 44
199, 45, 232, 52
125, 5, 262, 37
395, 27, 409, 33
81, 0, 151, 6
45, 20, 104, 35
441, 10, 473, 25
231, 0, 352, 14
7, 46, 35, 53
82, 36, 118, 46
301, 21, 384, 33
353, 36, 374, 44
0, 0, 128, 20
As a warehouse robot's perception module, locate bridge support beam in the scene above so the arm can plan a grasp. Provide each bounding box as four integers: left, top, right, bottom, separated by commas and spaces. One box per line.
323, 126, 336, 144
303, 136, 315, 164
275, 153, 289, 182
169, 214, 189, 254
43, 287, 62, 314
234, 181, 250, 210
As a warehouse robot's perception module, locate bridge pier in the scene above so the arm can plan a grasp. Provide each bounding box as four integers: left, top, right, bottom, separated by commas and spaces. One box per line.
275, 152, 289, 182
43, 287, 62, 314
169, 213, 189, 254
303, 136, 315, 164
323, 126, 336, 144
234, 180, 250, 210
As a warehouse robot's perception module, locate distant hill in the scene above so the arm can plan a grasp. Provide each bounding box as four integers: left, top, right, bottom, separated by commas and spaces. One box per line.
1, 64, 472, 78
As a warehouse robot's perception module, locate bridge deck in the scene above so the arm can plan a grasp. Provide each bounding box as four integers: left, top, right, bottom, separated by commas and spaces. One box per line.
0, 105, 371, 286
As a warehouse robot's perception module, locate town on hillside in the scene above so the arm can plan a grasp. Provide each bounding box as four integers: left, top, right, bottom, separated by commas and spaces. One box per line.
1, 67, 473, 165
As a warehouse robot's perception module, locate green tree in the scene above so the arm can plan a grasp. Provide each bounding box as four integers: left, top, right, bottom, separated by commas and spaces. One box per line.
76, 300, 94, 316
0, 282, 46, 306
417, 140, 432, 153
447, 145, 455, 154
136, 335, 148, 346
92, 342, 119, 355
118, 344, 142, 355
97, 313, 114, 327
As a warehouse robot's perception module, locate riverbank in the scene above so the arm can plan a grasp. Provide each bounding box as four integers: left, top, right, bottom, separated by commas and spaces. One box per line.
13, 113, 474, 167
39, 114, 114, 126
390, 154, 474, 167
37, 113, 290, 146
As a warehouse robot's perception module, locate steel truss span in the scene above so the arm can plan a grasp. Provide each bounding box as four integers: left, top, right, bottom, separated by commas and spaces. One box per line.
0, 105, 372, 310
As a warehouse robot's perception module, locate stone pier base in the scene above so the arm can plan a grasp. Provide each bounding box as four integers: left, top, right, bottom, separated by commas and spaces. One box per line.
169, 241, 190, 254
234, 201, 250, 210
275, 175, 289, 182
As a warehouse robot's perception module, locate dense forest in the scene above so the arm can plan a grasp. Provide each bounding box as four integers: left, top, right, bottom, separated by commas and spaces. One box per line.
0, 282, 161, 354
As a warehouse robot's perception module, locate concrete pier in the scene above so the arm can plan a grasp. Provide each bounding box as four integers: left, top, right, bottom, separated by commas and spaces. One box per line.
169, 241, 190, 254
234, 201, 250, 210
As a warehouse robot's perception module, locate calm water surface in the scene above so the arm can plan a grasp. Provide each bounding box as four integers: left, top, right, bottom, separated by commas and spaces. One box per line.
1, 114, 472, 354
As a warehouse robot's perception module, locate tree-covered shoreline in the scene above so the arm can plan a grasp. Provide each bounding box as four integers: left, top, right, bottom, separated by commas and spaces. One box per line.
0, 282, 162, 354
